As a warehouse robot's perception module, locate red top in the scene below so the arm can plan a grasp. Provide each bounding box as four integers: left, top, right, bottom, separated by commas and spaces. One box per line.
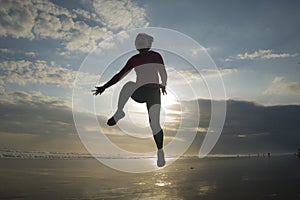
104, 50, 167, 88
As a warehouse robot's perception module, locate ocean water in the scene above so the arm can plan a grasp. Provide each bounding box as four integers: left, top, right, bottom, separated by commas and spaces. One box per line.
0, 156, 299, 200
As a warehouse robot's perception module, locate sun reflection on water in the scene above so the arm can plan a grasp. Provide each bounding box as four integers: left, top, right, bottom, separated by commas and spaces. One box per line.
155, 181, 171, 187
154, 171, 172, 188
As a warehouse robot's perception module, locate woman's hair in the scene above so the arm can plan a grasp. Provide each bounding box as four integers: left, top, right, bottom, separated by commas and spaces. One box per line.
135, 33, 154, 50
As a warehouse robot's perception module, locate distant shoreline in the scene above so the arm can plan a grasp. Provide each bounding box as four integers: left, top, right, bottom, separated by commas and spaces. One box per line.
0, 149, 296, 160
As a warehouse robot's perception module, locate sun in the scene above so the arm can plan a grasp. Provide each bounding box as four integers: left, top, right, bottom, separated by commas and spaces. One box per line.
161, 90, 178, 107
124, 89, 180, 128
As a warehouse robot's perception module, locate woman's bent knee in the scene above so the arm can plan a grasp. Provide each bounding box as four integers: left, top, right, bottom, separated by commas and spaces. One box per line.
123, 81, 136, 88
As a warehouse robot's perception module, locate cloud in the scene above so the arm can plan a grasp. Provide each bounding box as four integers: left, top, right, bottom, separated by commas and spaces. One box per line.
0, 90, 300, 154
0, 79, 4, 94
236, 132, 271, 139
62, 21, 112, 52
190, 47, 211, 56
167, 68, 237, 82
183, 99, 300, 154
0, 60, 98, 88
200, 68, 237, 77
0, 48, 37, 59
24, 51, 36, 57
0, 0, 148, 52
93, 0, 148, 30
0, 90, 167, 153
72, 8, 96, 20
0, 48, 14, 60
0, 90, 87, 152
263, 76, 300, 96
0, 48, 14, 54
226, 49, 300, 61
0, 1, 35, 39
0, 90, 71, 108
196, 127, 208, 133
0, 91, 72, 134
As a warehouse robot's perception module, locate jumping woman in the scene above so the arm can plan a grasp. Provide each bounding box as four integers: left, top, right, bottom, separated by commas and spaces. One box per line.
92, 33, 167, 167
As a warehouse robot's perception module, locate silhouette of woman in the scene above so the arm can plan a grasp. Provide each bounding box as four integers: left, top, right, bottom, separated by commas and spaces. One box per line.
92, 33, 167, 167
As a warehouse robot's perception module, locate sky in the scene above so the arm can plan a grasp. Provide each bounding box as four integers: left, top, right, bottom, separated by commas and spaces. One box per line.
0, 0, 300, 155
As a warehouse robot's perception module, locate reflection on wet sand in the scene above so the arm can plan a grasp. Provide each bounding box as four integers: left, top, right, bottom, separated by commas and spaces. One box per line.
0, 156, 300, 199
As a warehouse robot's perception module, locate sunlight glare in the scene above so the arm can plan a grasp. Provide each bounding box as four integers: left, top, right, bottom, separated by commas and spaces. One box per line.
125, 88, 180, 127
161, 90, 178, 107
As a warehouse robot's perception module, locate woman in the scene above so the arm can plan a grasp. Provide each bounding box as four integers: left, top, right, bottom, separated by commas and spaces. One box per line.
93, 33, 167, 167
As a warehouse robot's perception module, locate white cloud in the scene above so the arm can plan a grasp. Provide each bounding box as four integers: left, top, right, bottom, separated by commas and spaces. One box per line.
0, 79, 4, 94
64, 22, 112, 52
264, 76, 300, 95
0, 1, 35, 39
0, 90, 70, 108
0, 48, 37, 58
0, 60, 98, 88
73, 8, 96, 20
24, 51, 36, 57
0, 48, 14, 54
190, 47, 211, 56
167, 68, 237, 82
237, 49, 272, 60
226, 49, 300, 61
93, 0, 148, 30
200, 68, 237, 77
32, 3, 112, 52
237, 132, 271, 138
0, 48, 14, 60
0, 0, 148, 53
196, 127, 208, 133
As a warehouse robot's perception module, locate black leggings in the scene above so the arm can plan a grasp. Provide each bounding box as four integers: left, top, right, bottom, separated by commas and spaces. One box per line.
131, 84, 161, 109
117, 82, 163, 149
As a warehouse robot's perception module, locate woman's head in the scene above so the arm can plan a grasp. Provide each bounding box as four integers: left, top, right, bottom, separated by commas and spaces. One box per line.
135, 33, 153, 51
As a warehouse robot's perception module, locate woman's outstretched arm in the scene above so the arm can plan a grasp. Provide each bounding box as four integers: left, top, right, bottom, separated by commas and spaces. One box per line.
93, 59, 133, 95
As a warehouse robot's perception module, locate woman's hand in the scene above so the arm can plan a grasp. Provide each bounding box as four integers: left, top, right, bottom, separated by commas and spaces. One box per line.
92, 86, 105, 96
161, 86, 167, 95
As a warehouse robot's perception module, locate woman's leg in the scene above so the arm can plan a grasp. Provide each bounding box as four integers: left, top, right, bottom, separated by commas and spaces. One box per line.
147, 102, 165, 167
107, 81, 137, 126
117, 81, 138, 111
147, 103, 163, 149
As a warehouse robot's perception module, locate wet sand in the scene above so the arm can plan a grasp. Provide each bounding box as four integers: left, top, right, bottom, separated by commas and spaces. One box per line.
0, 155, 299, 199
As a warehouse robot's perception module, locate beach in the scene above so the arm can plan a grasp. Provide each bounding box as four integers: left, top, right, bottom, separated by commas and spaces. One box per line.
0, 155, 299, 200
